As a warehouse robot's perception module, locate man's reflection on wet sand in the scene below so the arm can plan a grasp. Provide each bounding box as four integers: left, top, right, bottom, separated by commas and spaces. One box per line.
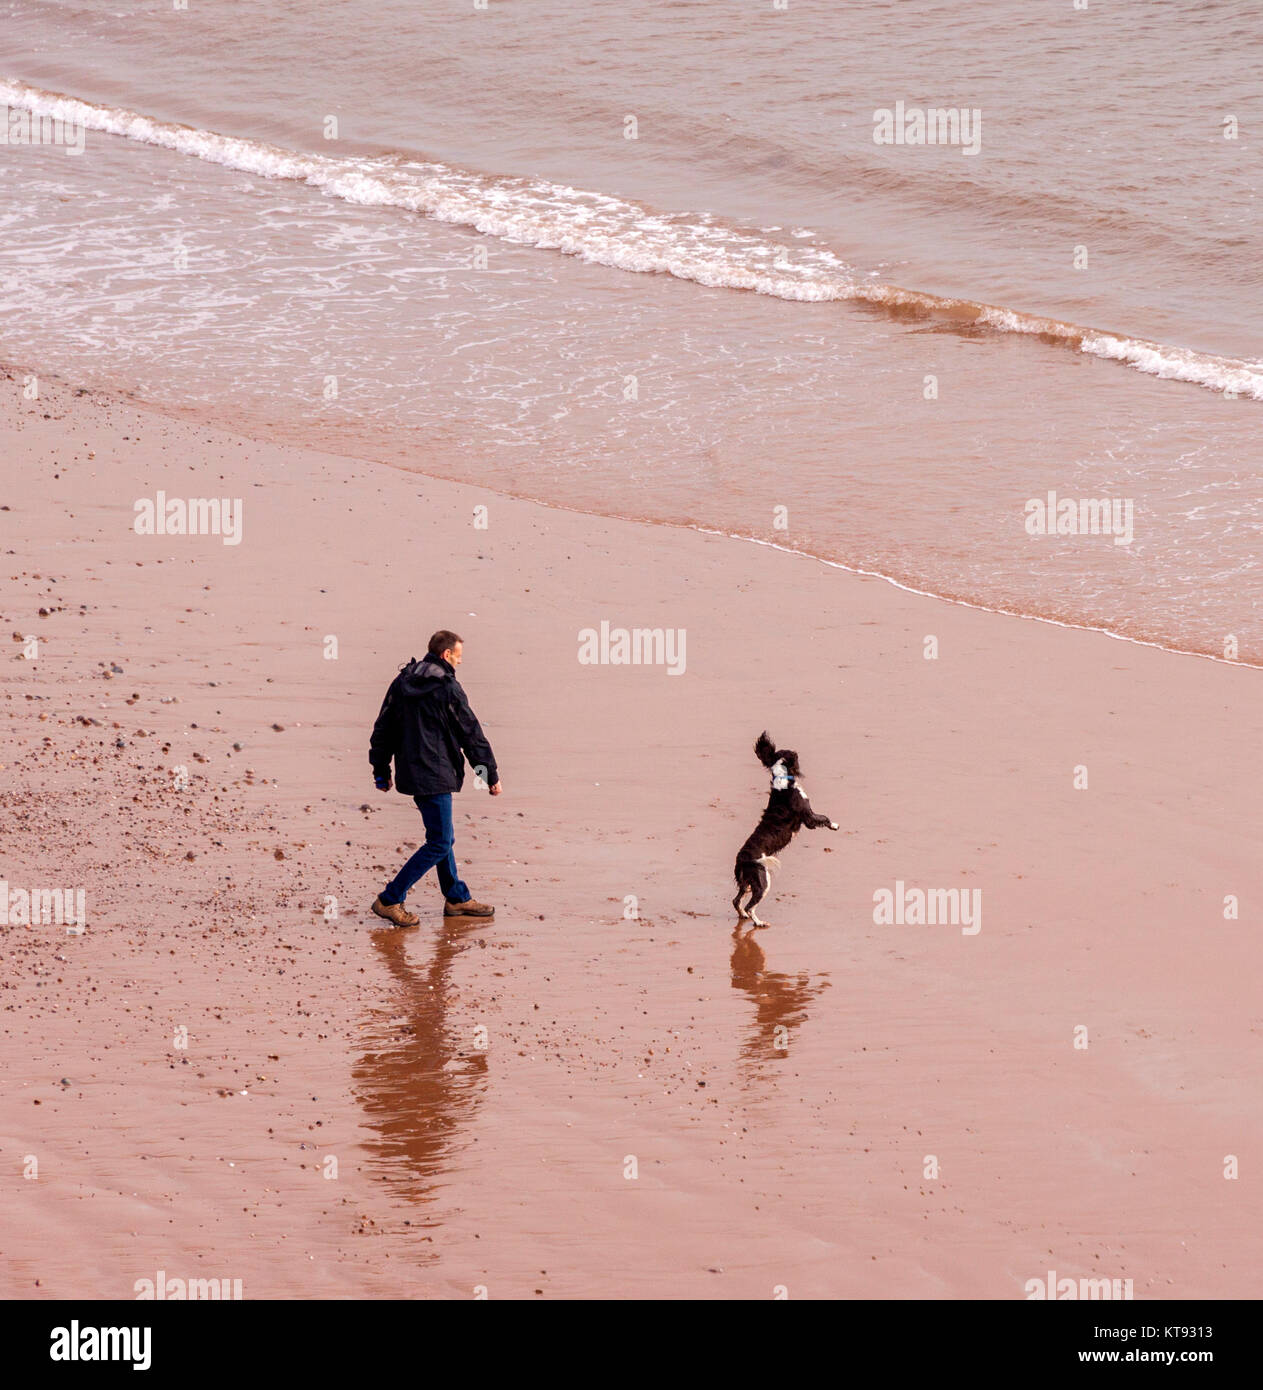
352, 924, 489, 1214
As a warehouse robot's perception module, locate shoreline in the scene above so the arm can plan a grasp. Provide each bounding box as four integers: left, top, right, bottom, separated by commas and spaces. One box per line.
3, 362, 1261, 1299
4, 353, 1250, 674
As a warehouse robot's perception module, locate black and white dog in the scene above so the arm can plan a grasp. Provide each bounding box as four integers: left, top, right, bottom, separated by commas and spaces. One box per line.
732, 731, 838, 925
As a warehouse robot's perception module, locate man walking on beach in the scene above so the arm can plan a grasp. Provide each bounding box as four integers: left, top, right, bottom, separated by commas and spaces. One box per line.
369, 629, 501, 927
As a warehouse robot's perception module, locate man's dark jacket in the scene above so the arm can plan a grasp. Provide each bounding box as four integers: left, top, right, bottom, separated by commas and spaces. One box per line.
370, 653, 497, 797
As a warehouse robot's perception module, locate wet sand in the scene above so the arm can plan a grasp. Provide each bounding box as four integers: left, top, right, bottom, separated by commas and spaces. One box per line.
2, 366, 1260, 1299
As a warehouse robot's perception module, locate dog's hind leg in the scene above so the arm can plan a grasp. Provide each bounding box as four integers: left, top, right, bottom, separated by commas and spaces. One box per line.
745, 865, 771, 927
734, 860, 760, 920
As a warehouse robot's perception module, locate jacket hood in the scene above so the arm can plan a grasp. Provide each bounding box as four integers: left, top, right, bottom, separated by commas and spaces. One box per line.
398, 653, 453, 698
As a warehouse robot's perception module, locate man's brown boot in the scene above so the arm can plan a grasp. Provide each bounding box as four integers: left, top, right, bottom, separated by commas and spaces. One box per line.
444, 897, 494, 918
372, 896, 420, 928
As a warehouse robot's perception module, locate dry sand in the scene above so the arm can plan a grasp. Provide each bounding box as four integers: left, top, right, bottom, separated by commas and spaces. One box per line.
2, 365, 1260, 1299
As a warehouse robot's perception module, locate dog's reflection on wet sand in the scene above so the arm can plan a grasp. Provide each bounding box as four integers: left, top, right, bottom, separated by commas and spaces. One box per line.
729, 924, 829, 1072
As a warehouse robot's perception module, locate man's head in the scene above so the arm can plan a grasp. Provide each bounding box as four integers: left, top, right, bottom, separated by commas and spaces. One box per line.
428, 629, 463, 668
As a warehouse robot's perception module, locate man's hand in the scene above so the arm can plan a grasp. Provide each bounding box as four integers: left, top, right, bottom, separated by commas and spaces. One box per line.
489, 782, 503, 796
375, 774, 392, 792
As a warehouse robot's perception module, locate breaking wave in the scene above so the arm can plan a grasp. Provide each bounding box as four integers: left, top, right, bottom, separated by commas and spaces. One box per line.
4, 76, 1261, 399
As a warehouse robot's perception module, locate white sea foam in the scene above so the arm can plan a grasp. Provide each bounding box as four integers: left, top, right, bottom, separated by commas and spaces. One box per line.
3, 77, 1262, 400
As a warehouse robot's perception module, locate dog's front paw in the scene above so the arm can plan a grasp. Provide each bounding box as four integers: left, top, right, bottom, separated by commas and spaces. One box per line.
829, 821, 839, 830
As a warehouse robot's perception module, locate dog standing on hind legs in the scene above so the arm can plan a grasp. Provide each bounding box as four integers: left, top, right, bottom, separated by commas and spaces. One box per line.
733, 731, 839, 926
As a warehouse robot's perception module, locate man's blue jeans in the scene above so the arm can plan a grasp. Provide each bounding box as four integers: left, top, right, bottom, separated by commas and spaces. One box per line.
379, 793, 471, 906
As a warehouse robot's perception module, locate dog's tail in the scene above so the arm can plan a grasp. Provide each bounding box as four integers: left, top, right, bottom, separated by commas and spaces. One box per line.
755, 853, 782, 876
754, 731, 778, 768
